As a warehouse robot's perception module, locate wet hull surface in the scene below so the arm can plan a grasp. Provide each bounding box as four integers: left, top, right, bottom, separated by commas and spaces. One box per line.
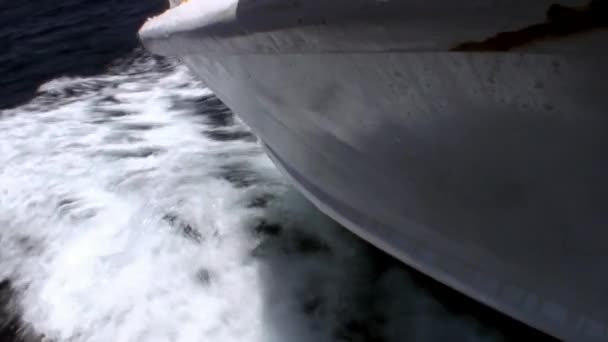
139, 1, 608, 340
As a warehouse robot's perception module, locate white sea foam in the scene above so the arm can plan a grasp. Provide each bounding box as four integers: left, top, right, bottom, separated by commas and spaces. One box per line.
0, 50, 507, 342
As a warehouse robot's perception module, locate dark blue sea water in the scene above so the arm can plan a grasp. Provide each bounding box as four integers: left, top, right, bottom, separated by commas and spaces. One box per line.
0, 1, 554, 342
0, 0, 167, 109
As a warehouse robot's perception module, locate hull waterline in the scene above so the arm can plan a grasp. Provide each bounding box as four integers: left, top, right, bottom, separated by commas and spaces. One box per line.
138, 1, 608, 340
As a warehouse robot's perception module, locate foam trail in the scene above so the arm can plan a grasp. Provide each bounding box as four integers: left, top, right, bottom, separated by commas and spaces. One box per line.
0, 50, 508, 342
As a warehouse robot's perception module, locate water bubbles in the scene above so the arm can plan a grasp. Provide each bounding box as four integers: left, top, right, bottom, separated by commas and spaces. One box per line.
0, 50, 517, 342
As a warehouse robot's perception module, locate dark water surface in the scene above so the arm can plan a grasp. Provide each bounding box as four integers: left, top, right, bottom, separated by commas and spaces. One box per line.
0, 0, 167, 109
1, 1, 557, 342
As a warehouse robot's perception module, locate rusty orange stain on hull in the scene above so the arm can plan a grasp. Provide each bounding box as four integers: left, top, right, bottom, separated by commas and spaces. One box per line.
451, 0, 608, 51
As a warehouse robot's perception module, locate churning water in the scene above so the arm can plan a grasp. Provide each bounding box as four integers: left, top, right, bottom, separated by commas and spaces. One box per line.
0, 49, 552, 342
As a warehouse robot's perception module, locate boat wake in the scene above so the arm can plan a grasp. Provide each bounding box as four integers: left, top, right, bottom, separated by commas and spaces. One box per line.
0, 50, 509, 342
